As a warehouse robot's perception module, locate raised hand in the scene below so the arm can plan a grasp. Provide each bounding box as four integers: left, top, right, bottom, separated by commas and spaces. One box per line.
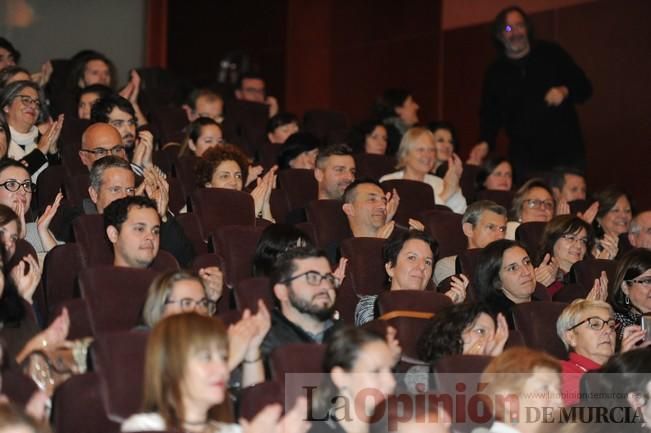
577, 201, 599, 224
407, 218, 425, 231
377, 220, 396, 239
593, 233, 619, 260
10, 255, 42, 304
386, 325, 402, 365
544, 86, 568, 106
444, 273, 469, 304
487, 313, 509, 356
535, 253, 558, 287
333, 257, 348, 284
132, 130, 154, 168
556, 199, 570, 216
36, 191, 63, 252
586, 271, 608, 301
37, 114, 63, 154
199, 266, 224, 302
385, 188, 400, 223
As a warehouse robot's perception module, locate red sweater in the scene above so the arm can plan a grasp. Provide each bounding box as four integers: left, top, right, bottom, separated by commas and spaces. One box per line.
560, 352, 601, 406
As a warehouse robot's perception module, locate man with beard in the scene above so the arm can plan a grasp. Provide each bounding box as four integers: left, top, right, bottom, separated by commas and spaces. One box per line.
90, 94, 152, 169
261, 247, 341, 362
471, 6, 592, 180
315, 143, 356, 200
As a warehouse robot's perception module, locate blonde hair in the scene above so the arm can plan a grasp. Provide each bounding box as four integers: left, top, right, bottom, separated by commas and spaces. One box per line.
556, 299, 613, 350
141, 313, 230, 428
142, 270, 205, 328
395, 127, 434, 170
480, 347, 561, 421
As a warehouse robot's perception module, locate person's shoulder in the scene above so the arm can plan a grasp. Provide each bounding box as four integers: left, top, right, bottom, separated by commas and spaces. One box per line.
532, 40, 566, 56
379, 170, 402, 182
121, 412, 165, 432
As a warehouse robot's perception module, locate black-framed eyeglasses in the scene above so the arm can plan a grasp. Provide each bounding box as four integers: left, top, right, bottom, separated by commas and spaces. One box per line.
108, 119, 137, 128
165, 297, 216, 315
0, 180, 36, 193
567, 316, 617, 332
79, 145, 126, 157
282, 271, 340, 288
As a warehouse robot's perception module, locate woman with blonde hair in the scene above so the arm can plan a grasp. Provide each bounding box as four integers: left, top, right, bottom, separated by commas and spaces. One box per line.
380, 127, 466, 214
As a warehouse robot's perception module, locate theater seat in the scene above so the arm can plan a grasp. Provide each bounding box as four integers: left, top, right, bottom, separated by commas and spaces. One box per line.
234, 277, 274, 312
277, 169, 318, 212
302, 109, 348, 144
269, 343, 326, 384
515, 221, 547, 259
512, 301, 569, 360
354, 153, 395, 181
381, 179, 435, 226
376, 290, 452, 317
189, 188, 255, 239
239, 381, 284, 421
419, 210, 466, 258
475, 189, 514, 211
305, 199, 352, 248
569, 259, 616, 293
92, 331, 149, 422
79, 266, 159, 335
43, 243, 84, 318
211, 225, 264, 288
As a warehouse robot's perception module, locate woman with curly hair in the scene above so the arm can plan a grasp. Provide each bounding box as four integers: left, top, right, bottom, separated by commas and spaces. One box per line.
417, 303, 508, 365
196, 145, 277, 222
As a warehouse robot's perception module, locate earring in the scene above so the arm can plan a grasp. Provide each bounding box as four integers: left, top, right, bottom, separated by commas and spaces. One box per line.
625, 295, 630, 305
388, 276, 392, 282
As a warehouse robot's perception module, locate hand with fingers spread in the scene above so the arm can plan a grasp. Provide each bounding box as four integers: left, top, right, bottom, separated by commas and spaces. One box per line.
37, 114, 63, 155
10, 255, 42, 304
36, 191, 63, 251
577, 201, 599, 224
586, 271, 608, 301
199, 266, 224, 302
385, 188, 400, 223
535, 253, 559, 287
444, 274, 469, 304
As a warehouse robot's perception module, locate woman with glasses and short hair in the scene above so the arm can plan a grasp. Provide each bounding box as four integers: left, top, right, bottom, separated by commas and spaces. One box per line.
609, 248, 651, 333
142, 270, 270, 389
556, 298, 648, 405
505, 178, 556, 239
535, 215, 601, 297
0, 80, 62, 181
354, 229, 468, 326
0, 159, 61, 257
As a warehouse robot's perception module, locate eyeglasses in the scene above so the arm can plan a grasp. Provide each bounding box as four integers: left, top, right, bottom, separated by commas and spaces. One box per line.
567, 316, 617, 332
561, 233, 589, 246
15, 95, 41, 108
108, 119, 137, 128
523, 199, 554, 210
165, 297, 216, 315
480, 223, 506, 233
0, 180, 36, 193
626, 277, 651, 288
282, 271, 340, 288
80, 145, 126, 157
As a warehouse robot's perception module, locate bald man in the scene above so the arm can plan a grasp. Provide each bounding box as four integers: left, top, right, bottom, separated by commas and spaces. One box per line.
79, 123, 127, 170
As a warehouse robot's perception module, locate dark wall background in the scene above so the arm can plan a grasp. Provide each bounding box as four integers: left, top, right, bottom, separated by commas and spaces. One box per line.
165, 0, 649, 208
440, 0, 651, 208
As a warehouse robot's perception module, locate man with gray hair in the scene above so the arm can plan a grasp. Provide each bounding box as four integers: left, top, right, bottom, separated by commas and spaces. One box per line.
433, 200, 507, 285
629, 211, 651, 250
